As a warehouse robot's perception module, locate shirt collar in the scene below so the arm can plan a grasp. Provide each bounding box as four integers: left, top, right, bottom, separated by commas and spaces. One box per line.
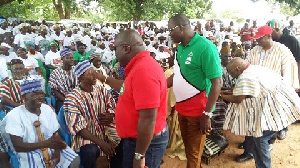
124, 51, 149, 76
180, 32, 200, 48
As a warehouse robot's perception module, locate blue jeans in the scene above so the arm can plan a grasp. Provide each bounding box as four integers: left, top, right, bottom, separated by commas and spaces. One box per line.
250, 131, 276, 168
243, 136, 254, 157
122, 127, 169, 168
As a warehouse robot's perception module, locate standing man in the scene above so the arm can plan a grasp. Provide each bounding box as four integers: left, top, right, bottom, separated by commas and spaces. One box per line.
236, 25, 298, 163
94, 29, 169, 168
167, 14, 223, 168
283, 20, 297, 36
268, 19, 300, 139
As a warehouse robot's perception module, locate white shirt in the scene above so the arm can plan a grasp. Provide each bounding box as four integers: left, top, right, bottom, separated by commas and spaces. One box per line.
63, 36, 74, 47
45, 50, 62, 67
0, 28, 11, 34
17, 56, 39, 75
155, 51, 170, 60
50, 32, 65, 50
0, 52, 17, 63
2, 104, 78, 168
0, 57, 8, 79
13, 33, 32, 48
82, 35, 91, 51
72, 33, 83, 42
28, 52, 45, 62
34, 35, 50, 46
102, 50, 115, 63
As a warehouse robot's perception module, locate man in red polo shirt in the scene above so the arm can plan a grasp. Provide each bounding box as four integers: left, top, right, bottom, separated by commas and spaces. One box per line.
95, 29, 168, 168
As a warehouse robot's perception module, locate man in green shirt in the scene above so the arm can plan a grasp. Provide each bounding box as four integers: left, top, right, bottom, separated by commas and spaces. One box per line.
167, 14, 223, 168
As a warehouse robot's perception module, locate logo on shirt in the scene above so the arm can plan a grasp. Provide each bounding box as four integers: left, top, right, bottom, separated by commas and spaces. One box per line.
119, 84, 124, 95
185, 52, 193, 64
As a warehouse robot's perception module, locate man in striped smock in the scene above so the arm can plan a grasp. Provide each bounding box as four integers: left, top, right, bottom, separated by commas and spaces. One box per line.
64, 60, 120, 168
0, 59, 25, 108
235, 25, 299, 163
48, 48, 78, 113
222, 58, 300, 168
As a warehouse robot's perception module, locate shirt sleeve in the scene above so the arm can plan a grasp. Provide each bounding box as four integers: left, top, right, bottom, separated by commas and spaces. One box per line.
13, 34, 20, 45
64, 93, 88, 135
131, 68, 161, 110
289, 36, 300, 62
45, 53, 51, 65
200, 45, 223, 79
37, 52, 45, 62
5, 110, 25, 138
233, 74, 260, 97
0, 80, 11, 99
32, 58, 39, 68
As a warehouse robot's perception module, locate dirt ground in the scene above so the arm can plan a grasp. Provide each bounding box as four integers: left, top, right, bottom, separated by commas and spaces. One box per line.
161, 123, 300, 168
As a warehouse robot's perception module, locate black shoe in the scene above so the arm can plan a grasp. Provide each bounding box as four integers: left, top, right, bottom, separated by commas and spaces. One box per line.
238, 143, 244, 149
235, 154, 254, 162
277, 130, 287, 140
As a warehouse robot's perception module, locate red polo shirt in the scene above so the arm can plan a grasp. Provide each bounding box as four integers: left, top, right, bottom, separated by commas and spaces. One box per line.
115, 51, 167, 138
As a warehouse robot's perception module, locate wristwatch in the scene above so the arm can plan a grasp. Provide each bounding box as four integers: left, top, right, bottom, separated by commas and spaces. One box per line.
134, 153, 145, 160
203, 111, 213, 118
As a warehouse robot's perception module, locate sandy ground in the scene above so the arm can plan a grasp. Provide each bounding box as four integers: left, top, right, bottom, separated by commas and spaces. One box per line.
161, 123, 300, 168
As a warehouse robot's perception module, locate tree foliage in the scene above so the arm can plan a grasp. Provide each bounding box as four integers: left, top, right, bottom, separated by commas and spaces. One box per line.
0, 0, 213, 21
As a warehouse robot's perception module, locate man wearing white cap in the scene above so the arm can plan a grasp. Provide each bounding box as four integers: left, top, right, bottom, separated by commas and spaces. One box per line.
1, 79, 80, 168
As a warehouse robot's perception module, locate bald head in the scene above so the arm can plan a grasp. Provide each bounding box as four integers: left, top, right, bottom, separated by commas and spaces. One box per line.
115, 29, 144, 46
227, 57, 246, 70
114, 29, 145, 67
169, 14, 191, 27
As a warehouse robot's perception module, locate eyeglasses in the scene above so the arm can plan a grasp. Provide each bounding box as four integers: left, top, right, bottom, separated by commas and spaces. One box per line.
114, 43, 143, 50
168, 24, 188, 33
168, 25, 180, 33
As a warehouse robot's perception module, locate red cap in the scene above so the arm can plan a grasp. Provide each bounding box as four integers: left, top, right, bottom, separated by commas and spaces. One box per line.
252, 25, 273, 39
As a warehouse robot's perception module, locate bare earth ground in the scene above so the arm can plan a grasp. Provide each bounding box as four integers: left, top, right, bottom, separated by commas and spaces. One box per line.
161, 123, 300, 168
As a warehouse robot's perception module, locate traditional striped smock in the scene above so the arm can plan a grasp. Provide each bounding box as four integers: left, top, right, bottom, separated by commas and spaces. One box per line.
64, 85, 120, 154
223, 65, 300, 137
48, 67, 78, 96
0, 78, 24, 104
248, 42, 299, 88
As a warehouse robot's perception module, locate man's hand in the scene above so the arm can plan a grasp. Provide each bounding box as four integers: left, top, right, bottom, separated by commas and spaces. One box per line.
199, 115, 211, 135
51, 150, 60, 167
133, 158, 146, 168
98, 141, 115, 157
45, 136, 67, 150
99, 113, 114, 126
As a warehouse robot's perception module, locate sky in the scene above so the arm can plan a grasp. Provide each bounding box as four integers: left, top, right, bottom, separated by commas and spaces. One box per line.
212, 0, 283, 20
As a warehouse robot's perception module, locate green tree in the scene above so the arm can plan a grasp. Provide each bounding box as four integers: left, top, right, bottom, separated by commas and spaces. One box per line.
102, 0, 212, 21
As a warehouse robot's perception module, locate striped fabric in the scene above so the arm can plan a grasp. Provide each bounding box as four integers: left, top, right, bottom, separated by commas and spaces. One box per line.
64, 85, 120, 154
48, 67, 78, 96
74, 60, 92, 78
20, 79, 43, 95
248, 42, 299, 88
0, 131, 8, 153
0, 78, 24, 104
60, 48, 72, 58
223, 65, 300, 137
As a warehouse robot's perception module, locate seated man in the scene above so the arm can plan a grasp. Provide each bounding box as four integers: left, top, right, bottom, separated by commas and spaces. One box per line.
48, 48, 78, 112
64, 60, 120, 168
0, 59, 26, 108
2, 79, 80, 168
